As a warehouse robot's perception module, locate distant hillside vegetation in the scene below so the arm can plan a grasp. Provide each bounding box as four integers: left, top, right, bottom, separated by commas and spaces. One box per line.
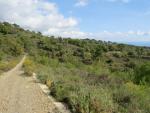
0, 22, 150, 113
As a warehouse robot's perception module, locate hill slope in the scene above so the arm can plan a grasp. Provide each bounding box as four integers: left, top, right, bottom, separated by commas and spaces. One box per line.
0, 22, 150, 113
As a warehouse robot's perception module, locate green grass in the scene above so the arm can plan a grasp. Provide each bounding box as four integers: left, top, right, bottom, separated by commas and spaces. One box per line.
1, 22, 150, 113
33, 58, 150, 113
0, 55, 21, 74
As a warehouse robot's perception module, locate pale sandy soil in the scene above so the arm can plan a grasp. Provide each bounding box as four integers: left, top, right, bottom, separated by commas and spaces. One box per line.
0, 56, 70, 113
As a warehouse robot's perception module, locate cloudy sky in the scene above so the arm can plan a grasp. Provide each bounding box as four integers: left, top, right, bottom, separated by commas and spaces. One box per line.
0, 0, 150, 45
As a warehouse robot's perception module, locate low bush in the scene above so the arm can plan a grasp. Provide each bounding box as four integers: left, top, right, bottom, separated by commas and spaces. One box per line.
36, 65, 116, 113
33, 57, 150, 113
134, 62, 150, 85
1, 22, 150, 113
23, 57, 36, 76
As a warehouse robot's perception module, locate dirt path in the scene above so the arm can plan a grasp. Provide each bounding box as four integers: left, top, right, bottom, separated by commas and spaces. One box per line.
0, 56, 69, 113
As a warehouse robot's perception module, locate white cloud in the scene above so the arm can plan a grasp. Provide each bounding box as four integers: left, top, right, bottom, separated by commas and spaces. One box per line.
94, 30, 150, 42
0, 0, 91, 38
44, 28, 150, 42
75, 0, 130, 7
43, 28, 93, 39
57, 17, 78, 28
62, 31, 93, 38
0, 0, 78, 35
107, 0, 130, 3
0, 0, 149, 43
75, 0, 89, 7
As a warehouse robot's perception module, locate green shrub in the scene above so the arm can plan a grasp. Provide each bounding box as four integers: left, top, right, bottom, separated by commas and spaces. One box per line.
1, 22, 150, 113
125, 82, 150, 113
23, 57, 35, 76
134, 63, 150, 85
37, 70, 48, 84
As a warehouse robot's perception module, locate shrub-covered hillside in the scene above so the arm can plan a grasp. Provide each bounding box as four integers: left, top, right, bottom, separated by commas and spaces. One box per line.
0, 22, 150, 113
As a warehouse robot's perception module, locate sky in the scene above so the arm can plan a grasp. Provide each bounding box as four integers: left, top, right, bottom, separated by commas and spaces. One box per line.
0, 0, 150, 46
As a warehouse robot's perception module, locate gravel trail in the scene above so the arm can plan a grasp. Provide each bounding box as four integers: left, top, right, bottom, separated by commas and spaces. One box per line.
0, 56, 69, 113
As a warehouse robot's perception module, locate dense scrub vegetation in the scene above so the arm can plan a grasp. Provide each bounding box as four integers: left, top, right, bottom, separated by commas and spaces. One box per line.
0, 22, 23, 73
0, 22, 150, 113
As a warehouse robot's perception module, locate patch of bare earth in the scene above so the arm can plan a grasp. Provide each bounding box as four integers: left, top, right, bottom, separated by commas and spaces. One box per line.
0, 56, 70, 113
